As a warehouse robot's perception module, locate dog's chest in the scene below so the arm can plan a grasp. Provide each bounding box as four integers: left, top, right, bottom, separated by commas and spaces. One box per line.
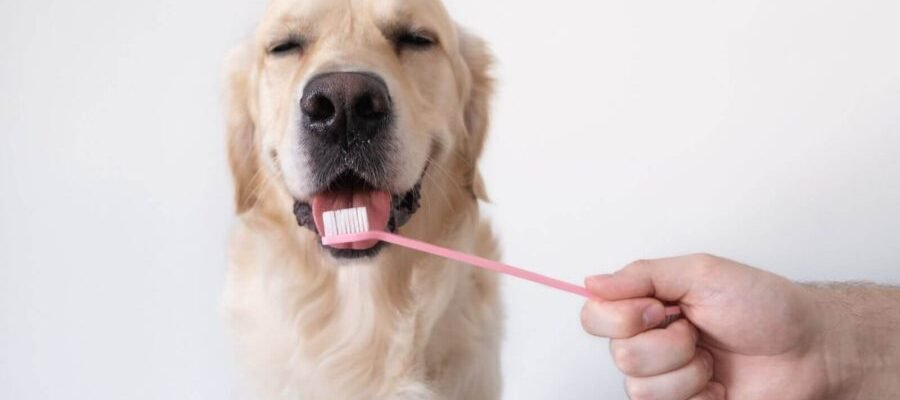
227, 250, 469, 399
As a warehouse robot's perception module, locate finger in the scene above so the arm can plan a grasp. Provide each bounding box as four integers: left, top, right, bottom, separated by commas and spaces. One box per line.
586, 253, 726, 302
581, 298, 667, 338
624, 348, 714, 400
686, 381, 726, 400
609, 319, 699, 377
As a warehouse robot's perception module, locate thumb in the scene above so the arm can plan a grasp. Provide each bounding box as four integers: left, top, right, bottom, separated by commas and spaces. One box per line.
586, 254, 719, 302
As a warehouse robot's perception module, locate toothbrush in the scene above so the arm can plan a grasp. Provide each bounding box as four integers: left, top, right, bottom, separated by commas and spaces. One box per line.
320, 207, 682, 319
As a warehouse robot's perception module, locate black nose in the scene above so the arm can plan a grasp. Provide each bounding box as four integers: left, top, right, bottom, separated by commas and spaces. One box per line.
300, 72, 392, 148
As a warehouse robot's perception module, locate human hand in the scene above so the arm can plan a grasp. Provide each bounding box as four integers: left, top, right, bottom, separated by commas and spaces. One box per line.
580, 254, 841, 400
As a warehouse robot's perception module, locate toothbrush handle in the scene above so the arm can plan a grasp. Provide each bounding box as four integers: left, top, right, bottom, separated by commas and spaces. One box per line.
325, 231, 682, 317
375, 231, 595, 298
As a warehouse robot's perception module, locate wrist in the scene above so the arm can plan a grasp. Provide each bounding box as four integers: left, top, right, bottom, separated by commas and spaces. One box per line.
805, 283, 900, 399
805, 284, 864, 398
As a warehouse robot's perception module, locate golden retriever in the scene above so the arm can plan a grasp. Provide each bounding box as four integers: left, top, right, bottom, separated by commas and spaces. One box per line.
223, 0, 501, 398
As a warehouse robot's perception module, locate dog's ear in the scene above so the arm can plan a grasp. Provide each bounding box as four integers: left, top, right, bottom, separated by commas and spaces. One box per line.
225, 41, 260, 213
457, 28, 494, 201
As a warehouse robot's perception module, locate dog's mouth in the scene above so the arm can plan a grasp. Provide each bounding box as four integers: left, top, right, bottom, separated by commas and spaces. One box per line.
293, 171, 422, 259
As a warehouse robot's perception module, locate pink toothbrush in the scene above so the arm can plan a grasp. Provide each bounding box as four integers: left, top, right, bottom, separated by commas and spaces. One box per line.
320, 207, 682, 318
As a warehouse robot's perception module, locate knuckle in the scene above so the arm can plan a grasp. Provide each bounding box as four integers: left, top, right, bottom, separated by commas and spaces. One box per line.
624, 378, 654, 400
582, 301, 641, 338
676, 341, 698, 365
690, 253, 721, 269
625, 259, 653, 273
606, 308, 636, 338
610, 340, 643, 375
672, 322, 699, 350
692, 260, 721, 281
688, 391, 714, 400
580, 302, 596, 332
695, 349, 715, 380
709, 382, 726, 400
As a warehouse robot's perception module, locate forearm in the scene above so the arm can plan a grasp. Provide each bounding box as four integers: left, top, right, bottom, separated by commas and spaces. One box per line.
807, 283, 900, 399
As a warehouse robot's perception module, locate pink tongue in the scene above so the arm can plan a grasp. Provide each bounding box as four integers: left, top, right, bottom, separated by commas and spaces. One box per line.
311, 190, 391, 250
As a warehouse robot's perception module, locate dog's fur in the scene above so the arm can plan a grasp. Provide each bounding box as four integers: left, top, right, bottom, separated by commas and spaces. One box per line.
224, 0, 502, 398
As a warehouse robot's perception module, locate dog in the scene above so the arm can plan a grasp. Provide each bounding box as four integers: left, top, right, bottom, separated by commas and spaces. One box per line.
223, 0, 502, 398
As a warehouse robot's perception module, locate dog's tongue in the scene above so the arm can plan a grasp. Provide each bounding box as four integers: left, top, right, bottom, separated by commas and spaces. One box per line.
311, 190, 391, 250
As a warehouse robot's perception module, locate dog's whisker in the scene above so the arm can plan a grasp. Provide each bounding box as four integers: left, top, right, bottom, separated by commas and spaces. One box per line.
425, 163, 460, 205
245, 155, 282, 204
246, 173, 268, 204
402, 138, 464, 193
423, 169, 453, 210
243, 94, 290, 205
425, 156, 464, 193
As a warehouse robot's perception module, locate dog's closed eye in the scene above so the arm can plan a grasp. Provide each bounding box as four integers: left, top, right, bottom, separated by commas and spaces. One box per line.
268, 39, 304, 56
394, 30, 436, 51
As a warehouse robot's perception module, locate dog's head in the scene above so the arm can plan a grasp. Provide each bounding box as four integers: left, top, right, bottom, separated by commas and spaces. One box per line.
227, 0, 492, 259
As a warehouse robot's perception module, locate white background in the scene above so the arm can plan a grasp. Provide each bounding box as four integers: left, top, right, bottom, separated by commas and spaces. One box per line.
2, 0, 899, 399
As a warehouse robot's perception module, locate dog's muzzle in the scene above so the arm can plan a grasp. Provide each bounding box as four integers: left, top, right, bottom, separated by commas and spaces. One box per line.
291, 71, 424, 259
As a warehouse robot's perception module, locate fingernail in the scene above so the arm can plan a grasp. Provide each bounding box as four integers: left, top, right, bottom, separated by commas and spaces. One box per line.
585, 274, 611, 285
642, 303, 664, 328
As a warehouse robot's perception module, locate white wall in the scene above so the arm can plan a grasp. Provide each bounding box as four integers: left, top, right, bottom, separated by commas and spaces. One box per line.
2, 0, 899, 399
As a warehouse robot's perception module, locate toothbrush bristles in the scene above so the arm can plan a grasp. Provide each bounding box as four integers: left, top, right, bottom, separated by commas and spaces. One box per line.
321, 207, 370, 237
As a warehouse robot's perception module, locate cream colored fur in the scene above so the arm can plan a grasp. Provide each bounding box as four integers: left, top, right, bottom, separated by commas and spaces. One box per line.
224, 0, 502, 398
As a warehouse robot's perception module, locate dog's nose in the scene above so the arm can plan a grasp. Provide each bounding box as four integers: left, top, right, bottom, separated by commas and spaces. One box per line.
300, 72, 392, 148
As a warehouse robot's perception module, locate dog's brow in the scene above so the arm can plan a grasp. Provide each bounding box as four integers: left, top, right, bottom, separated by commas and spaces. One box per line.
375, 19, 404, 41
263, 15, 311, 41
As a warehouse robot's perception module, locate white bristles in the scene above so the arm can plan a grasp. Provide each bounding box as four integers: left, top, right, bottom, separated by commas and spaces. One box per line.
321, 207, 370, 237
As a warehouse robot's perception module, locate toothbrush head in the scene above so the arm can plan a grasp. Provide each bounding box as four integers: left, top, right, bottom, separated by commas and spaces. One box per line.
321, 207, 370, 237
319, 206, 384, 250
